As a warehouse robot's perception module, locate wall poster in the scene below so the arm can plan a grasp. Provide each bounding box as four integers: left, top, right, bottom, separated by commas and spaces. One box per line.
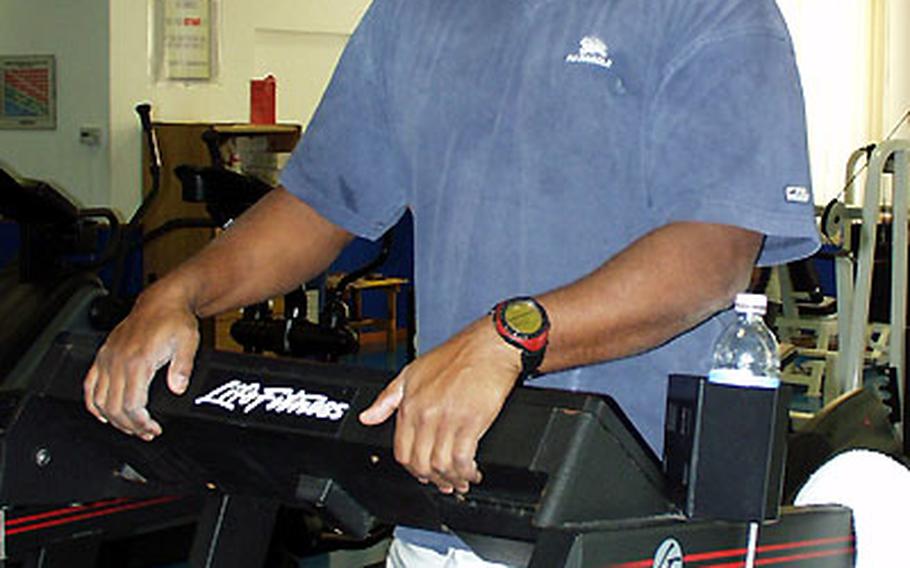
0, 55, 56, 130
151, 0, 219, 82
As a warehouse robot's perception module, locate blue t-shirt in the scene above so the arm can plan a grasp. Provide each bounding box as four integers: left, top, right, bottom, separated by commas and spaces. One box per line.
281, 0, 820, 553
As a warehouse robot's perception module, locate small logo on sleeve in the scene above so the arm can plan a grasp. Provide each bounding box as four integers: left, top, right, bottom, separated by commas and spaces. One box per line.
785, 185, 811, 204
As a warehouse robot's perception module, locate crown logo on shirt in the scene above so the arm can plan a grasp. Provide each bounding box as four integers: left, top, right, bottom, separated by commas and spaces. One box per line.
565, 36, 613, 69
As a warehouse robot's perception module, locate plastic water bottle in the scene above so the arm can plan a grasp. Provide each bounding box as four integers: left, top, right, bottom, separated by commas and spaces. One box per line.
706, 293, 781, 568
708, 293, 780, 389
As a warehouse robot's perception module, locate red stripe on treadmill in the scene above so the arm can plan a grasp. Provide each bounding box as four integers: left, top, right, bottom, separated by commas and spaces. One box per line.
685, 536, 854, 563
6, 498, 130, 527
5, 496, 182, 536
608, 536, 855, 567
753, 536, 854, 554
701, 545, 854, 567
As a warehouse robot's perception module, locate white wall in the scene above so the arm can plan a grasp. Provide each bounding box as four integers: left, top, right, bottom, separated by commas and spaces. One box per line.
883, 0, 910, 138
777, 0, 910, 204
0, 0, 110, 208
776, 0, 873, 204
108, 0, 371, 218
1, 0, 369, 218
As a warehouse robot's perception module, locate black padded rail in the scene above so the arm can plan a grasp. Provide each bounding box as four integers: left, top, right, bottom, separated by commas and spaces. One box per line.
0, 332, 674, 546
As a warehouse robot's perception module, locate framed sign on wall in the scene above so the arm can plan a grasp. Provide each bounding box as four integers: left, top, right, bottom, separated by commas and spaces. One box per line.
0, 55, 56, 130
150, 0, 220, 83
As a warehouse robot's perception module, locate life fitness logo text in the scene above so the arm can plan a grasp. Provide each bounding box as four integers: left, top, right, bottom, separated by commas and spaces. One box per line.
194, 379, 350, 421
653, 537, 684, 568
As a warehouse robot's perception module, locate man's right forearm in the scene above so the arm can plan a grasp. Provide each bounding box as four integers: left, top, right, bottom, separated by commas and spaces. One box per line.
84, 187, 352, 439
150, 187, 354, 318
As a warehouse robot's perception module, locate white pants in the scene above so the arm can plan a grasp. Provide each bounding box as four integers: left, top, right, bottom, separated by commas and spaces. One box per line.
386, 538, 516, 568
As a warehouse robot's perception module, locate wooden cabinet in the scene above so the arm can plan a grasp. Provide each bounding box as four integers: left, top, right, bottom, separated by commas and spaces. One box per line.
140, 122, 301, 285
140, 122, 301, 348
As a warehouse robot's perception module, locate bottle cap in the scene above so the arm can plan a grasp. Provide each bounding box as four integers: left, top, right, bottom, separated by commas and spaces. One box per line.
734, 293, 767, 316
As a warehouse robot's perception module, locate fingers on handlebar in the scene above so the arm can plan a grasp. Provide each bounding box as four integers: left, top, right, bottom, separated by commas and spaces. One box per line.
167, 332, 200, 395
83, 365, 107, 424
88, 352, 161, 440
83, 326, 198, 441
119, 357, 163, 440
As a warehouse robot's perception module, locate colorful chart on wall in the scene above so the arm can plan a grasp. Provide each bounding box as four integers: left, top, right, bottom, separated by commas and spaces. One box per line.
0, 55, 56, 130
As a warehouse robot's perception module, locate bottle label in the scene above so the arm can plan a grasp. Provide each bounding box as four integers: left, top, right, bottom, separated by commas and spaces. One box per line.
708, 368, 780, 389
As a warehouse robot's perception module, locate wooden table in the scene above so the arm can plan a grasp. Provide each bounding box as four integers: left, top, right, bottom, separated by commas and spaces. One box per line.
327, 274, 410, 353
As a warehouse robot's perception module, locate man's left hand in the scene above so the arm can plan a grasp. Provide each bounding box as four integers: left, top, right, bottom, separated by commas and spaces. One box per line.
359, 317, 522, 494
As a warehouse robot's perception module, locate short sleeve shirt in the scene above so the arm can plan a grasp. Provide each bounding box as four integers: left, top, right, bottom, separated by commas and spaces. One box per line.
281, 0, 820, 552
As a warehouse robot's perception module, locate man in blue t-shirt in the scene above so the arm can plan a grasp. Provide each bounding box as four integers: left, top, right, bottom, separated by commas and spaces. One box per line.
85, 0, 819, 565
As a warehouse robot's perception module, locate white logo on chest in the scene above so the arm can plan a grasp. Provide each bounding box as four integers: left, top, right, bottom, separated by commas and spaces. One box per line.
565, 36, 613, 69
194, 379, 350, 421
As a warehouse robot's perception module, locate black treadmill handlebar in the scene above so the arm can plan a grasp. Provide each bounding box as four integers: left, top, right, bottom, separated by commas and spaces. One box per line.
0, 332, 674, 545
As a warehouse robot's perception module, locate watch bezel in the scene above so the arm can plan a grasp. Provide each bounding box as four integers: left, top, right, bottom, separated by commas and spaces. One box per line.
492, 297, 550, 354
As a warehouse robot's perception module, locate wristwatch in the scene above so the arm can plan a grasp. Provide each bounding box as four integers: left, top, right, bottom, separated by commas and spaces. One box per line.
491, 296, 550, 378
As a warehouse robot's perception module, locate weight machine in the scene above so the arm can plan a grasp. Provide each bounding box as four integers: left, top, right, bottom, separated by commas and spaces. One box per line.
777, 139, 910, 449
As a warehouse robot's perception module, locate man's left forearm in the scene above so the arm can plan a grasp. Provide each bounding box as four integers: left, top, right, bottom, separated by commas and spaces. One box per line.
537, 221, 763, 373
360, 221, 762, 494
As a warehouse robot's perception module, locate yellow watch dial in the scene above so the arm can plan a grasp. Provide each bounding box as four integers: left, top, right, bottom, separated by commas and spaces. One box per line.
504, 300, 543, 335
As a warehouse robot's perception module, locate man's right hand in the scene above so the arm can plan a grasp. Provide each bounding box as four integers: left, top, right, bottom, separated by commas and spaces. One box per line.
80, 189, 355, 441
83, 284, 200, 441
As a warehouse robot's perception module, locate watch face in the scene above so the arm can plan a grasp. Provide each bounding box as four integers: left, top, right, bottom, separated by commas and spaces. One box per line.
504, 299, 544, 336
